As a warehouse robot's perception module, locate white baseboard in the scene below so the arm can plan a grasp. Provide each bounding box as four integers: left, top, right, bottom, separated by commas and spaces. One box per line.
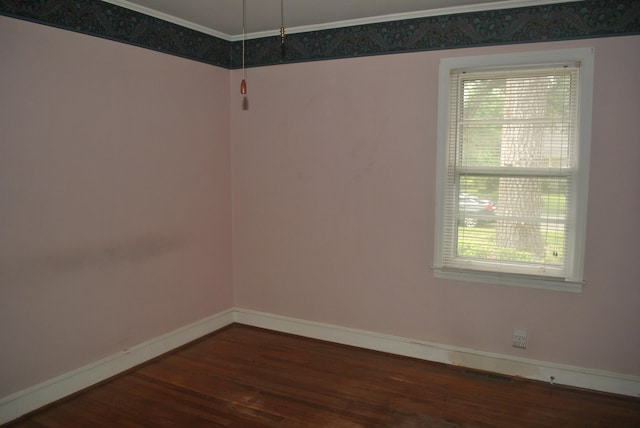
0, 309, 235, 425
234, 307, 640, 398
3, 306, 638, 425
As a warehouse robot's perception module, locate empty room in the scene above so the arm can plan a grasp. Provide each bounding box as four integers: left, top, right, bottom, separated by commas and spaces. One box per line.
1, 0, 639, 426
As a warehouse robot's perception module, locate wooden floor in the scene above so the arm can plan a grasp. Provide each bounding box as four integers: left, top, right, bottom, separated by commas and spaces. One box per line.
5, 324, 640, 427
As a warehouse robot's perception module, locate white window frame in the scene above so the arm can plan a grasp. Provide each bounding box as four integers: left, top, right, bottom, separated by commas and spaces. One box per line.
433, 48, 594, 292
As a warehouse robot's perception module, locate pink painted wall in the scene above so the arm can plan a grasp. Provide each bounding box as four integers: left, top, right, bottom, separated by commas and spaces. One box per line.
2, 12, 638, 402
232, 36, 640, 376
0, 17, 233, 397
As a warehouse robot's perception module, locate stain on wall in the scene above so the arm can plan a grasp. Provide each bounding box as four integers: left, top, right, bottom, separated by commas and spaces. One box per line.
0, 235, 184, 285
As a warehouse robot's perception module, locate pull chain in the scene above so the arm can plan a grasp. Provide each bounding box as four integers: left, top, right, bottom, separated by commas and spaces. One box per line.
240, 0, 247, 94
280, 0, 285, 58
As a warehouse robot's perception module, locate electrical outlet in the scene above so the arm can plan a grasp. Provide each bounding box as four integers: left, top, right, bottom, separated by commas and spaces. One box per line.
512, 329, 527, 349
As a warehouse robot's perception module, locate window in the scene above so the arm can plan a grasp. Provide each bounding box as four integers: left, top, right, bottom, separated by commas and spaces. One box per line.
434, 48, 594, 292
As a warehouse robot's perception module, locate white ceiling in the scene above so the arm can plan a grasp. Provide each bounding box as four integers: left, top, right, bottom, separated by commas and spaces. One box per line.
101, 0, 576, 41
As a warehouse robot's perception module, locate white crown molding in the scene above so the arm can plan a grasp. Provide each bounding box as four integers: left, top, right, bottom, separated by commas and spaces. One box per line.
3, 304, 636, 425
232, 0, 581, 41
100, 0, 581, 42
99, 0, 230, 39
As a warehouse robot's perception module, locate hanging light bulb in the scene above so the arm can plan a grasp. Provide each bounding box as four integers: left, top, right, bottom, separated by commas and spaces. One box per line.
240, 0, 247, 94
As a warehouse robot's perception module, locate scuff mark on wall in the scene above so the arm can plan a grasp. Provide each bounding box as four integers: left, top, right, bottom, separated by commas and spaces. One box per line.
0, 235, 184, 285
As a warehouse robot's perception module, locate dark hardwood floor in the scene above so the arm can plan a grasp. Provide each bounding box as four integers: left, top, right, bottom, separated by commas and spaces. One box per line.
5, 324, 640, 427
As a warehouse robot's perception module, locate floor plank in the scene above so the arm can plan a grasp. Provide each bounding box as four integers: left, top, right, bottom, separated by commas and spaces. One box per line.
5, 324, 640, 427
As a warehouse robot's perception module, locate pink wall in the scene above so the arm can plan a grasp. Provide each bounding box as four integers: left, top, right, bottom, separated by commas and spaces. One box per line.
232, 36, 640, 376
2, 12, 638, 402
0, 17, 233, 397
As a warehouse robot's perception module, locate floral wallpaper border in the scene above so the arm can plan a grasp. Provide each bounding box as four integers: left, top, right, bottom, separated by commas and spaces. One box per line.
0, 0, 230, 67
1, 0, 638, 69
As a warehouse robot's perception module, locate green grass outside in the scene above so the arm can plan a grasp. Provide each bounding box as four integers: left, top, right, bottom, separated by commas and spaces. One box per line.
541, 194, 567, 216
457, 226, 566, 265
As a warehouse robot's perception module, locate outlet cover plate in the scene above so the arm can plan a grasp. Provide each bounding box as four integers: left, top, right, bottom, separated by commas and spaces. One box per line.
512, 329, 527, 348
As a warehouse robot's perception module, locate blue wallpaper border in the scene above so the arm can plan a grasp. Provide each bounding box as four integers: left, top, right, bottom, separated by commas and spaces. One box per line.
0, 0, 231, 68
234, 0, 640, 68
2, 0, 638, 69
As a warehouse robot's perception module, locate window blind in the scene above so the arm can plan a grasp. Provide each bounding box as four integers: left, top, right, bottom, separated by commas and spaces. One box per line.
441, 63, 580, 280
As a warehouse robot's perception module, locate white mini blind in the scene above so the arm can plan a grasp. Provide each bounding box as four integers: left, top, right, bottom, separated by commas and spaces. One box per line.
441, 63, 581, 280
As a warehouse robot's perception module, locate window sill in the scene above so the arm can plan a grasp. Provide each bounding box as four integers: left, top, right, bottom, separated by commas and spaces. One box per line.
433, 268, 583, 293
